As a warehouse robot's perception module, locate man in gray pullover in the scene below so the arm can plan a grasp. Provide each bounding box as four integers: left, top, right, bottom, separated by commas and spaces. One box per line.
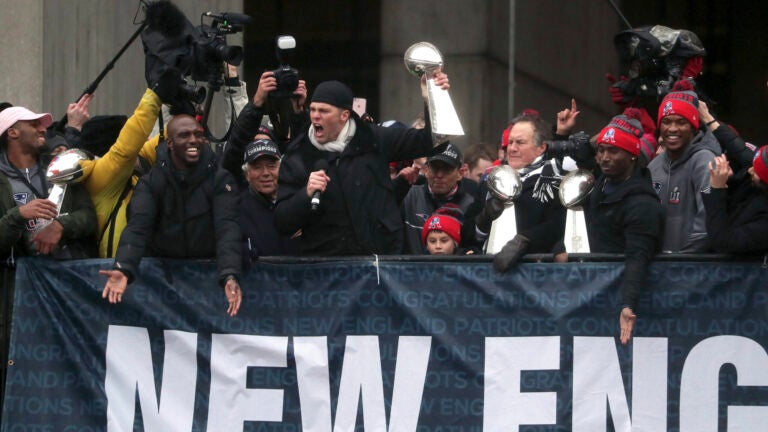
648, 81, 720, 253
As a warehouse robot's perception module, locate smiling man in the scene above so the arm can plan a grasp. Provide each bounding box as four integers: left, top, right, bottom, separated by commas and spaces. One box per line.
100, 114, 243, 317
0, 107, 97, 262
275, 73, 450, 256
647, 81, 720, 252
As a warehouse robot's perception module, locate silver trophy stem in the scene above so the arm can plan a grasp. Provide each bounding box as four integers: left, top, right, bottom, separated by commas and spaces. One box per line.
426, 77, 464, 136
32, 184, 66, 233
564, 207, 590, 253
485, 204, 517, 254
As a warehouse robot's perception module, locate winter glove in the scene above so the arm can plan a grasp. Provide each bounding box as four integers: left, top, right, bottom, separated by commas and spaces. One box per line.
681, 56, 703, 79
150, 67, 182, 104
475, 196, 505, 234
493, 234, 530, 273
606, 73, 634, 106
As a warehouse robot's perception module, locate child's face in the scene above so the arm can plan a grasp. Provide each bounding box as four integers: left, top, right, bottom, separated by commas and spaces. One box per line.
426, 231, 456, 255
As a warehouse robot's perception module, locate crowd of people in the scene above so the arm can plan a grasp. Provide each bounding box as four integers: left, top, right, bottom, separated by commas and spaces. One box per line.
1, 27, 768, 346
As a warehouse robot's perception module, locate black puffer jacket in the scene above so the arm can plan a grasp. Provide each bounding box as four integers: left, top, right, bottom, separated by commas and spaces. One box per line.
702, 175, 768, 254
275, 112, 438, 255
585, 166, 664, 311
115, 143, 241, 284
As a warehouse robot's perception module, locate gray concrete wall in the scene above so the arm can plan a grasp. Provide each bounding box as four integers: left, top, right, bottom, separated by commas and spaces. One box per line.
0, 0, 241, 127
380, 0, 505, 148
513, 0, 619, 137
0, 0, 45, 111
380, 0, 620, 149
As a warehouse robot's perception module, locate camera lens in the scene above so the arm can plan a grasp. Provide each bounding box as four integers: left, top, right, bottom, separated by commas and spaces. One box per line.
179, 84, 206, 104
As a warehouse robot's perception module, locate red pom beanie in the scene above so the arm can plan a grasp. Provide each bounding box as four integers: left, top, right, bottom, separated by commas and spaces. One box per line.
422, 214, 461, 245
753, 146, 768, 185
596, 114, 643, 156
658, 80, 700, 130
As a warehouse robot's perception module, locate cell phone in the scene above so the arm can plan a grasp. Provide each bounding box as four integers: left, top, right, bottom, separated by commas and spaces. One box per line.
352, 98, 367, 117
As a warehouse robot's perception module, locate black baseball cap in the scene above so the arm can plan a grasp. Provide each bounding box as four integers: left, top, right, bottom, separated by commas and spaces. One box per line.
244, 139, 280, 163
427, 143, 463, 168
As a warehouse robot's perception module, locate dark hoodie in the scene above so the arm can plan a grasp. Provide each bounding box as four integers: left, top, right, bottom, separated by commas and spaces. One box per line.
647, 130, 721, 252
585, 166, 664, 311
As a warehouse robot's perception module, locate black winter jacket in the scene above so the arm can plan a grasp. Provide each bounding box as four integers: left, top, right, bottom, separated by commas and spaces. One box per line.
275, 113, 438, 255
585, 167, 664, 311
239, 188, 298, 260
115, 143, 241, 284
515, 159, 567, 253
221, 103, 266, 187
702, 177, 768, 255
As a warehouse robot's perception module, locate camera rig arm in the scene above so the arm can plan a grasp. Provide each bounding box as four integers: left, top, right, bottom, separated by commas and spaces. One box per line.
55, 22, 148, 132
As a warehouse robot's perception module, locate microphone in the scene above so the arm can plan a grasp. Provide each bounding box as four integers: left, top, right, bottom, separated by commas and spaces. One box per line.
311, 159, 329, 212
203, 11, 253, 25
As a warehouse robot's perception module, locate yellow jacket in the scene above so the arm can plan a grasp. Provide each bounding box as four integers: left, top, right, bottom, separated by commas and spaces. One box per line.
79, 89, 161, 257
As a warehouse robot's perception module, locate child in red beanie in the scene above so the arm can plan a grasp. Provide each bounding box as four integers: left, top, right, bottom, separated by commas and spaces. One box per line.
421, 213, 462, 255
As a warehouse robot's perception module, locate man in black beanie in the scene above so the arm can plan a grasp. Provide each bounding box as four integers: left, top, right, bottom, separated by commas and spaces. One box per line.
275, 72, 451, 255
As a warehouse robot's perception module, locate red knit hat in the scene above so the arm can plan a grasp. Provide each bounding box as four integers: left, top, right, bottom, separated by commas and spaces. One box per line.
638, 133, 659, 163
421, 214, 461, 246
753, 146, 768, 185
596, 114, 643, 156
500, 123, 514, 150
657, 80, 700, 129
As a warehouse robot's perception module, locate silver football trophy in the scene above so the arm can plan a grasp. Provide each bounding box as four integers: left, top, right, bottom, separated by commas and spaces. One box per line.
484, 165, 522, 254
558, 169, 595, 253
404, 42, 464, 136
38, 149, 90, 231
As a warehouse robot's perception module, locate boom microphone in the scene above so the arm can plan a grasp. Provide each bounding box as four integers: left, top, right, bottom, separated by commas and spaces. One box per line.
310, 159, 329, 212
144, 0, 189, 36
203, 11, 253, 25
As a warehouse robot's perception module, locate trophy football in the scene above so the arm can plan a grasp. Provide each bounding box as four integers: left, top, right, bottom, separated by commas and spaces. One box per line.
558, 169, 595, 253
38, 149, 91, 231
484, 165, 522, 254
404, 42, 464, 136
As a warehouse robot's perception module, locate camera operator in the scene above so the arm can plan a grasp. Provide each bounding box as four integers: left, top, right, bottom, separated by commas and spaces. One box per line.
274, 72, 450, 256
606, 25, 706, 113
221, 71, 307, 176
252, 70, 309, 150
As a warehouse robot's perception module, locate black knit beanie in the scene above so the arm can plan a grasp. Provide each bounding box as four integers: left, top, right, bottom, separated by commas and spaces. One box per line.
311, 80, 353, 110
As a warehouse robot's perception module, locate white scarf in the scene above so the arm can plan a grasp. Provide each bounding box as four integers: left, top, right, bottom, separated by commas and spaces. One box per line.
308, 119, 356, 152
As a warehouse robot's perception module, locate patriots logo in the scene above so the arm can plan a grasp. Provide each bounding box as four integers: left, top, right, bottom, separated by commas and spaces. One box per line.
662, 101, 674, 117
428, 216, 442, 231
13, 192, 29, 206
652, 181, 663, 196
603, 128, 616, 144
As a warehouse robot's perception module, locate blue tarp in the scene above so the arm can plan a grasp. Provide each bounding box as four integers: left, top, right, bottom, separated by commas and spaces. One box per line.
2, 258, 767, 431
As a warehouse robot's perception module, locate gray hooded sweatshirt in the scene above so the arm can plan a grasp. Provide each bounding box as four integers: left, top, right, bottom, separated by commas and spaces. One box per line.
648, 130, 721, 252
0, 152, 48, 254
